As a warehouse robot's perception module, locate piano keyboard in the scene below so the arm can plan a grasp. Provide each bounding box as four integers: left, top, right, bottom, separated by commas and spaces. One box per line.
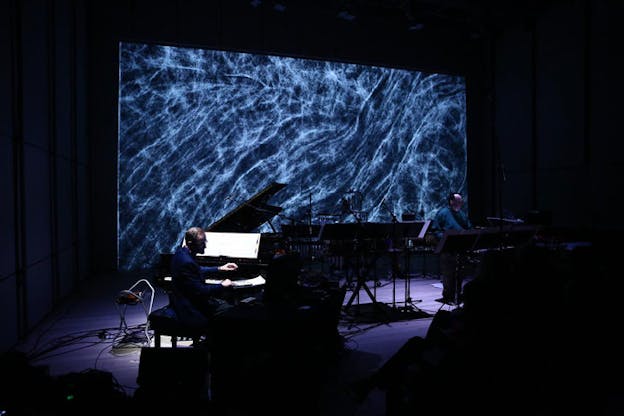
160, 275, 266, 288
205, 275, 266, 288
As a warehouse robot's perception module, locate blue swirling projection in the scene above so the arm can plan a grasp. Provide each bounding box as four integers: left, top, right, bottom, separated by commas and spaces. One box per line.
118, 42, 467, 270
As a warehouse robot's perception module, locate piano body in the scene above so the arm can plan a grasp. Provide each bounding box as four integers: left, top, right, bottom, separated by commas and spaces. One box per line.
156, 182, 287, 301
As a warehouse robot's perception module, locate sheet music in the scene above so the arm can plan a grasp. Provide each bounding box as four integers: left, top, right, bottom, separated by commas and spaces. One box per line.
205, 275, 266, 287
197, 232, 261, 259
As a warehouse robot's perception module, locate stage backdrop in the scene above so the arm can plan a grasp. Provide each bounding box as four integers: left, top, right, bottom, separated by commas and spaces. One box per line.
118, 42, 467, 270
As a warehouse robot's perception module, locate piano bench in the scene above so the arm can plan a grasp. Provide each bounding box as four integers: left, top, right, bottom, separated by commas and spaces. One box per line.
148, 305, 207, 348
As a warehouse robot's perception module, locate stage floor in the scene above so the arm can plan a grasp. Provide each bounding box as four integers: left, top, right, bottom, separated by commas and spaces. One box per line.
8, 263, 452, 415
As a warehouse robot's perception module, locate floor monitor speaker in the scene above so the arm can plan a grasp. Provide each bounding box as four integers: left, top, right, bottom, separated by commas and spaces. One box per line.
135, 347, 209, 403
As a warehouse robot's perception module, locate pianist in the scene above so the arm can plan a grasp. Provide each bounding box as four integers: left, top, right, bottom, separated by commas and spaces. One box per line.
170, 226, 239, 323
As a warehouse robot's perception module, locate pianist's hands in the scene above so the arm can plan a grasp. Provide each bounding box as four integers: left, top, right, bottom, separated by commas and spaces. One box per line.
221, 278, 233, 287
218, 262, 238, 271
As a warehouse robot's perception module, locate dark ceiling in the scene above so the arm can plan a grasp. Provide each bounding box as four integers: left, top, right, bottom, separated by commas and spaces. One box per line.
247, 0, 546, 40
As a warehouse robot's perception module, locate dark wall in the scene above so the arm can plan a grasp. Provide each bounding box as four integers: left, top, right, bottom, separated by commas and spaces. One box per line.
1, 0, 90, 351
492, 1, 623, 230
2, 0, 622, 351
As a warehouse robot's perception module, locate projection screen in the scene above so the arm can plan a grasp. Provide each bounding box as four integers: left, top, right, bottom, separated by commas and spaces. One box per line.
118, 42, 467, 270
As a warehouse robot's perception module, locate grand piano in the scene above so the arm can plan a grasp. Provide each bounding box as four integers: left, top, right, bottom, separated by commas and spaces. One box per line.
202, 181, 287, 274
155, 182, 287, 293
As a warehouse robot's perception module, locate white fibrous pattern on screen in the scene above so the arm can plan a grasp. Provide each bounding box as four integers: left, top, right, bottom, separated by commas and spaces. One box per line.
118, 42, 467, 270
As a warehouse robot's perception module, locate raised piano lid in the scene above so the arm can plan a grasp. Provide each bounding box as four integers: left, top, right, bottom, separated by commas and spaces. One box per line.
206, 182, 287, 233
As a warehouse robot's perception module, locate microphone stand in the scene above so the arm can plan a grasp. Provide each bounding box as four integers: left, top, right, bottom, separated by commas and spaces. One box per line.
381, 198, 401, 309
494, 134, 505, 251
381, 198, 398, 224
307, 192, 313, 239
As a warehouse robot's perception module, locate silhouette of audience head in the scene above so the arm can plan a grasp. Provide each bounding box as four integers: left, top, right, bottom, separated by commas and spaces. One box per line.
264, 252, 302, 307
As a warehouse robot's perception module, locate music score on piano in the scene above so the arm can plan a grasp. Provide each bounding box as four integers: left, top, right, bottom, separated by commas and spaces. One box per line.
205, 275, 266, 288
197, 232, 261, 259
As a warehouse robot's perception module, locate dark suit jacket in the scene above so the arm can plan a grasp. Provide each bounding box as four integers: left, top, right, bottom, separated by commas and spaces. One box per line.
169, 246, 231, 326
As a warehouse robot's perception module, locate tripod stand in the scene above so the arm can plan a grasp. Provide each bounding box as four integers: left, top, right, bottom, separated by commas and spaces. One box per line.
320, 223, 385, 315
343, 238, 382, 312
400, 238, 427, 312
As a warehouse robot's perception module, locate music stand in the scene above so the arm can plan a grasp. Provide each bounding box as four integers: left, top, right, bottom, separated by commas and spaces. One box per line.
435, 229, 481, 255
434, 229, 481, 307
434, 225, 538, 306
368, 221, 431, 311
477, 224, 537, 252
397, 220, 431, 311
319, 223, 384, 314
